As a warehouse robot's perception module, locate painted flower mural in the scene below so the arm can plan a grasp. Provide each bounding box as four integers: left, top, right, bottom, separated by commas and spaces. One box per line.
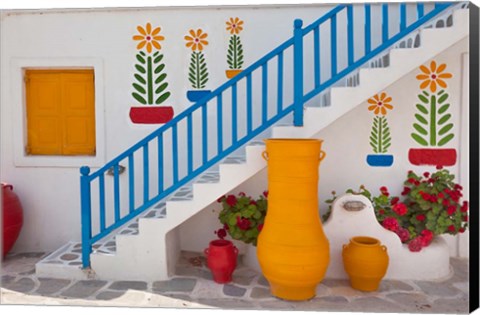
184, 28, 211, 102
409, 60, 456, 166
129, 22, 173, 124
366, 92, 394, 167
225, 17, 245, 78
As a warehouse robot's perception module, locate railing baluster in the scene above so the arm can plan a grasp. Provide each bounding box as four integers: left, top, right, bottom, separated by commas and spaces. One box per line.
232, 83, 238, 143
143, 144, 149, 203
331, 14, 337, 77
201, 104, 208, 165
113, 164, 120, 222
187, 113, 193, 174
80, 166, 92, 268
217, 94, 223, 154
314, 26, 320, 87
247, 73, 253, 132
382, 4, 389, 43
277, 51, 284, 113
128, 154, 135, 213
400, 3, 407, 31
262, 63, 268, 124
417, 3, 424, 18
347, 5, 354, 66
293, 19, 304, 126
172, 124, 179, 184
99, 174, 106, 230
157, 134, 164, 193
365, 4, 371, 54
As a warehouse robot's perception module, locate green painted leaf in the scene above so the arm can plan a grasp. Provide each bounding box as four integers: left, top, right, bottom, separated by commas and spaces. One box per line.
383, 143, 391, 151
418, 94, 429, 104
416, 104, 429, 114
438, 133, 454, 146
155, 82, 168, 94
155, 73, 167, 84
415, 113, 428, 125
132, 92, 147, 104
438, 123, 453, 136
438, 104, 450, 115
132, 83, 146, 94
438, 113, 451, 125
413, 123, 428, 135
136, 54, 146, 64
153, 53, 164, 64
437, 93, 449, 104
134, 74, 146, 85
155, 91, 171, 105
135, 64, 146, 74
422, 90, 429, 97
154, 64, 165, 74
411, 133, 428, 146
369, 136, 378, 145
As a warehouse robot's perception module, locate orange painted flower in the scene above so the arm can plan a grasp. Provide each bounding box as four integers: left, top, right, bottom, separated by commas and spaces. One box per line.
226, 17, 244, 35
184, 29, 208, 51
367, 92, 394, 116
133, 23, 165, 53
416, 61, 452, 93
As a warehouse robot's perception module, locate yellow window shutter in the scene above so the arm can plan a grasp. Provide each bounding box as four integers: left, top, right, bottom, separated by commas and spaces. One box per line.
25, 69, 96, 156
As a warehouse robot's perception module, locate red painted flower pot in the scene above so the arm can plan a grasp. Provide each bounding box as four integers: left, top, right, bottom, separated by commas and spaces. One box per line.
204, 239, 238, 283
2, 184, 24, 259
129, 106, 174, 124
408, 148, 457, 167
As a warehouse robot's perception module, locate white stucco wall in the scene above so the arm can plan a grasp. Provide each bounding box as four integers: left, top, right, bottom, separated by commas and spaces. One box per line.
0, 3, 469, 258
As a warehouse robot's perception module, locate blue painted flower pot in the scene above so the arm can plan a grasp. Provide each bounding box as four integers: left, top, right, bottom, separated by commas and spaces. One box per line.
187, 90, 211, 102
366, 154, 394, 167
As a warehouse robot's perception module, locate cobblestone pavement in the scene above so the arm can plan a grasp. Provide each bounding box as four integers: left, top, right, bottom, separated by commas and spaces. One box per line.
1, 251, 469, 313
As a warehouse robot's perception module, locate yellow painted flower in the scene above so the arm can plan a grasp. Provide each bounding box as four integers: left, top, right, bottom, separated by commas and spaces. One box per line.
133, 22, 165, 53
367, 92, 394, 116
184, 29, 209, 51
226, 17, 244, 35
416, 60, 452, 93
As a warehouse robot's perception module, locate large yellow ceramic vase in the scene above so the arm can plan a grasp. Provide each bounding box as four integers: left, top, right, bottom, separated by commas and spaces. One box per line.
257, 138, 329, 301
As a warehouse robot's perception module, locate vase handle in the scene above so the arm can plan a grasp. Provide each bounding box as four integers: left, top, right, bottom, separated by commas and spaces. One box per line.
381, 245, 387, 252
319, 150, 326, 163
3, 184, 13, 190
342, 244, 348, 250
233, 246, 239, 257
204, 248, 209, 256
262, 151, 269, 161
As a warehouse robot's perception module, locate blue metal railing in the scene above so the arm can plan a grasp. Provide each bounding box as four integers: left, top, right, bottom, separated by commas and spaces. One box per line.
80, 2, 456, 268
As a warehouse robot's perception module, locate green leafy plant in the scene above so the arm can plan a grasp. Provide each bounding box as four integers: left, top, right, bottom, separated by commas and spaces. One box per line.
132, 51, 170, 105
324, 168, 468, 252
370, 116, 392, 153
188, 51, 209, 89
215, 191, 268, 246
412, 90, 454, 146
227, 34, 244, 70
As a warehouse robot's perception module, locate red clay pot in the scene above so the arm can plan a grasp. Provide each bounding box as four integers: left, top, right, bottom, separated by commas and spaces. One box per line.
129, 106, 174, 124
408, 148, 457, 167
204, 239, 238, 283
2, 184, 24, 259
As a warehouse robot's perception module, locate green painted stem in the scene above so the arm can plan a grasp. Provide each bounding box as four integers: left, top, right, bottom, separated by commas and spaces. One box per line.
233, 35, 238, 69
430, 94, 436, 146
378, 116, 383, 153
195, 52, 201, 89
147, 56, 153, 104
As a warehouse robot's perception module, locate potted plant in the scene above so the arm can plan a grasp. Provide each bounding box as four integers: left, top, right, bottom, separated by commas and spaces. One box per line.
225, 17, 245, 78
366, 92, 394, 167
130, 22, 173, 124
184, 28, 211, 102
324, 167, 468, 252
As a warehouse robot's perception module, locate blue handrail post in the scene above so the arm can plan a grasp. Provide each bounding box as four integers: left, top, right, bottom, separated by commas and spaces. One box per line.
80, 166, 92, 268
293, 19, 304, 127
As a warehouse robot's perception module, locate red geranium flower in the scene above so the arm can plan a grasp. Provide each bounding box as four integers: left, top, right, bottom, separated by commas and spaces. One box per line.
463, 215, 468, 222
382, 217, 399, 232
393, 203, 408, 216
416, 214, 426, 221
461, 201, 468, 212
401, 187, 411, 196
226, 195, 237, 206
396, 227, 410, 243
423, 172, 430, 178
420, 229, 434, 246
447, 225, 456, 233
215, 228, 227, 239
236, 216, 251, 230
408, 237, 423, 252
263, 190, 269, 198
390, 197, 399, 206
447, 205, 456, 216
217, 195, 225, 203
238, 192, 246, 197
257, 223, 264, 232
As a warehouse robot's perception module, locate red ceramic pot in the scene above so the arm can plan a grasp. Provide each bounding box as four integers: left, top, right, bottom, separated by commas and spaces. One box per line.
129, 106, 174, 124
204, 239, 238, 283
2, 184, 24, 258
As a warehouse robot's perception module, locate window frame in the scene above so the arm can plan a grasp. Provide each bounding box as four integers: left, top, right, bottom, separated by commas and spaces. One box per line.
12, 58, 106, 168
